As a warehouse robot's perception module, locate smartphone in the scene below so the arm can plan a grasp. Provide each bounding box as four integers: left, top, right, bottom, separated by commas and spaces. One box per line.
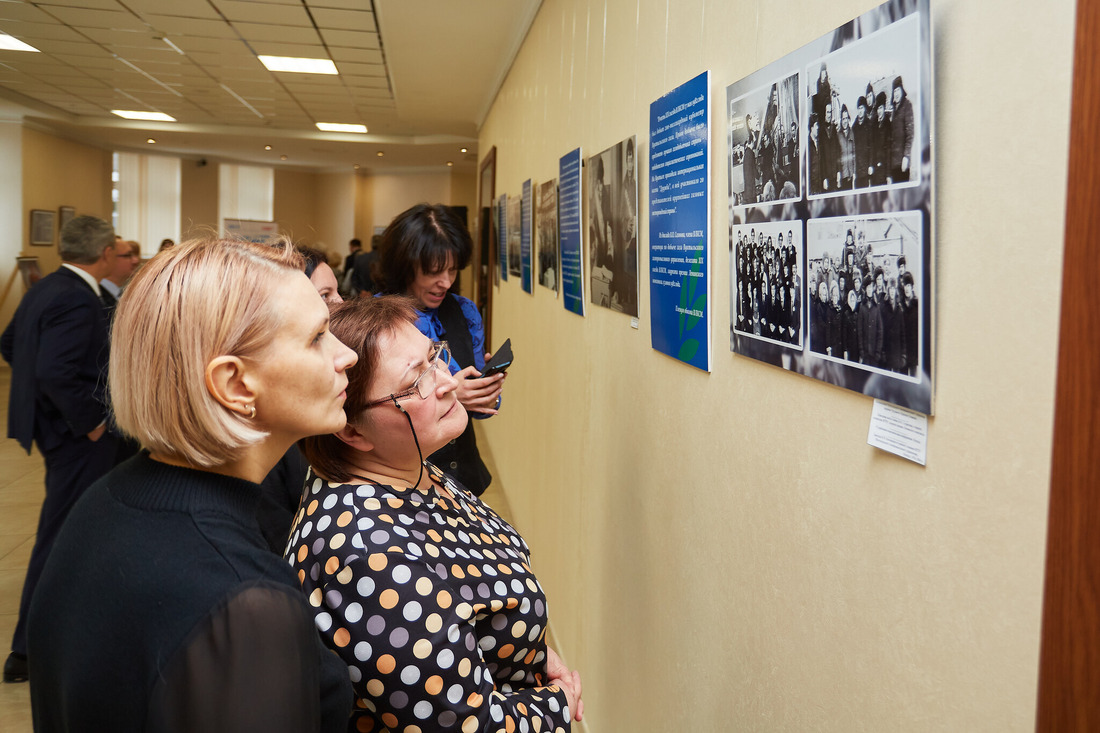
480, 338, 513, 377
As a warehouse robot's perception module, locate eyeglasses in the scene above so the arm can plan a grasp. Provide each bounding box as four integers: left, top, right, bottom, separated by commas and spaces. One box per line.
365, 341, 451, 408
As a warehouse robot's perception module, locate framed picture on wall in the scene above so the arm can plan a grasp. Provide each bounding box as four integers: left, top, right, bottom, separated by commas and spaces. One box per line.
30, 209, 56, 246
59, 206, 75, 230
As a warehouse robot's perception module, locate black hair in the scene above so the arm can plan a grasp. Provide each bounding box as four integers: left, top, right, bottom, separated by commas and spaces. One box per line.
376, 203, 472, 295
296, 245, 328, 278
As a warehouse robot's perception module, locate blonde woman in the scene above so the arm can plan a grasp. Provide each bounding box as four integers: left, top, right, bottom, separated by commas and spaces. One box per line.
27, 239, 357, 732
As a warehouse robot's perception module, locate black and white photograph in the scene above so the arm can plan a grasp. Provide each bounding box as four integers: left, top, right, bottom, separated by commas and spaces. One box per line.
586, 136, 639, 316
536, 178, 559, 293
507, 193, 521, 278
731, 221, 803, 348
727, 0, 934, 415
805, 12, 920, 197
728, 73, 801, 207
805, 212, 922, 380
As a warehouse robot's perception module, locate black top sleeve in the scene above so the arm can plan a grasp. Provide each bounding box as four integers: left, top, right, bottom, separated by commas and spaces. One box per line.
146, 582, 352, 733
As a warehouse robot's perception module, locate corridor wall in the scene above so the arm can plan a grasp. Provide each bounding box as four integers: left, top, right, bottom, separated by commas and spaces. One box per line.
477, 0, 1073, 730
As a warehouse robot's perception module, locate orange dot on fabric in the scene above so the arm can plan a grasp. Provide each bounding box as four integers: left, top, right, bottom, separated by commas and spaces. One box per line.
517, 702, 527, 716
355, 716, 374, 731
307, 499, 319, 515
333, 627, 351, 647
427, 529, 442, 542
450, 564, 465, 579
379, 588, 399, 609
461, 716, 479, 733
466, 565, 481, 577
425, 675, 444, 695
481, 533, 493, 544
297, 569, 305, 583
505, 718, 516, 733
366, 678, 384, 697
337, 510, 353, 527
436, 590, 452, 609
457, 658, 471, 677
324, 556, 340, 574
497, 643, 515, 659
377, 654, 396, 674
297, 545, 308, 562
381, 712, 398, 729
387, 497, 402, 509
378, 514, 394, 525
467, 692, 483, 707
524, 648, 538, 664
368, 554, 388, 571
498, 564, 512, 575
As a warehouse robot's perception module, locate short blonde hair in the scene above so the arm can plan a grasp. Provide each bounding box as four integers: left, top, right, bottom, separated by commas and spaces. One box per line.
110, 238, 304, 467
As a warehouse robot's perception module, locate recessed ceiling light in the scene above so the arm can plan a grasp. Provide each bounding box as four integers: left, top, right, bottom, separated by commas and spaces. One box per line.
316, 122, 367, 133
280, 155, 288, 161
376, 151, 384, 157
460, 147, 467, 153
353, 164, 360, 170
112, 110, 176, 122
0, 34, 39, 52
264, 145, 272, 150
258, 55, 338, 75
446, 161, 453, 167
146, 138, 156, 144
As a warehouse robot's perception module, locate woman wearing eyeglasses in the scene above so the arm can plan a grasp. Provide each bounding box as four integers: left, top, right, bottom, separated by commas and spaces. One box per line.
375, 204, 504, 497
289, 295, 583, 733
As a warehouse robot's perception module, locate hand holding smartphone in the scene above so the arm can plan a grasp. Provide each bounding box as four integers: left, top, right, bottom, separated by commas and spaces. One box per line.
480, 338, 513, 377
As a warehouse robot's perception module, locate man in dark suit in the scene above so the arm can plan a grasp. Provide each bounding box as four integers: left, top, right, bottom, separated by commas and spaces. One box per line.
1, 215, 119, 682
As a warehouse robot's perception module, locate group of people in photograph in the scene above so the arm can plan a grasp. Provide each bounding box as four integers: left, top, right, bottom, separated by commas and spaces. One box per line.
733, 82, 799, 206
808, 229, 919, 375
807, 64, 915, 194
733, 228, 802, 345
588, 139, 639, 315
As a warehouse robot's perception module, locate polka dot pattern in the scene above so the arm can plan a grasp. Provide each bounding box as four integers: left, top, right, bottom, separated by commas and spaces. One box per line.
287, 466, 568, 733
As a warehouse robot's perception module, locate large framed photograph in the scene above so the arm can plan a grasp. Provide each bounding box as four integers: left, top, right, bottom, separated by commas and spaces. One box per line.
727, 0, 934, 415
30, 209, 56, 246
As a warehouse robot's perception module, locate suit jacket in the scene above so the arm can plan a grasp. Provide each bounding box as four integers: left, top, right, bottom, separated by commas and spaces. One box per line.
1, 267, 111, 454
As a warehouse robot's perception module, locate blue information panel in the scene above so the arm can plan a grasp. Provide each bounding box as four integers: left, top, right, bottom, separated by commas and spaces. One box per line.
649, 71, 711, 371
521, 179, 533, 293
559, 148, 584, 316
497, 193, 508, 282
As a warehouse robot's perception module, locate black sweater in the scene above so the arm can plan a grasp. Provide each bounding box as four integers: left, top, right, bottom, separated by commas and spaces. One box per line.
28, 452, 352, 733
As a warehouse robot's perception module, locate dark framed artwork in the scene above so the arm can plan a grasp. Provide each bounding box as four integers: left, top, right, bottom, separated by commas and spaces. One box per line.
30, 209, 56, 246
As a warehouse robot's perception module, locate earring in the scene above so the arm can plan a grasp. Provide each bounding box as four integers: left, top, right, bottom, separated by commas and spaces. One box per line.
247, 405, 256, 419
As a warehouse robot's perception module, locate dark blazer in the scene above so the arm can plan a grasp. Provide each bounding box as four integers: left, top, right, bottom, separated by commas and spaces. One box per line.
1, 266, 111, 454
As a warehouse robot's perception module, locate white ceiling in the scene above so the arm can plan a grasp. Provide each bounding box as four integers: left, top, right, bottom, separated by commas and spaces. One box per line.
0, 0, 541, 171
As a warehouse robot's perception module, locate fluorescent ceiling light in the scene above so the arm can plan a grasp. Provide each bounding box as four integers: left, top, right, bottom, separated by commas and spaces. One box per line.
0, 34, 40, 52
316, 122, 367, 133
112, 110, 176, 122
258, 55, 337, 74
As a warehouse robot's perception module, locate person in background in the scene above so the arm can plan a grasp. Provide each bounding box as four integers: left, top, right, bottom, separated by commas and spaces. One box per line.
290, 295, 583, 733
159, 238, 175, 252
853, 96, 873, 189
350, 235, 381, 297
901, 271, 920, 376
300, 245, 344, 306
871, 91, 892, 186
1, 215, 119, 684
343, 238, 361, 281
837, 104, 855, 190
27, 238, 356, 731
376, 204, 504, 496
889, 75, 915, 183
99, 239, 140, 313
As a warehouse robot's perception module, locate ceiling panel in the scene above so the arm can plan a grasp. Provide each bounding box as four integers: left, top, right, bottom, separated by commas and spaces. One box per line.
328, 46, 382, 64
124, 0, 222, 20
247, 40, 327, 57
332, 58, 384, 74
213, 0, 312, 26
41, 7, 148, 31
142, 16, 238, 39
24, 37, 108, 56
0, 20, 87, 43
163, 35, 250, 55
0, 3, 57, 23
318, 28, 378, 49
232, 21, 321, 44
309, 8, 376, 32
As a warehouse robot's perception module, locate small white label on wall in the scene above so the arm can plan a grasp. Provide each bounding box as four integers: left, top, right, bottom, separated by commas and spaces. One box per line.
867, 400, 928, 465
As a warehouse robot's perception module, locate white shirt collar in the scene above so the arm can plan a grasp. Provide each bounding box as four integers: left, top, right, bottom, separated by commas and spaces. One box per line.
61, 263, 102, 297
99, 278, 121, 298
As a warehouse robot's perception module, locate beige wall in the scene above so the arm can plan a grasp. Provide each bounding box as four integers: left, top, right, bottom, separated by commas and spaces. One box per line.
478, 0, 1074, 730
274, 169, 320, 245
0, 120, 23, 332
21, 127, 113, 277
180, 159, 218, 240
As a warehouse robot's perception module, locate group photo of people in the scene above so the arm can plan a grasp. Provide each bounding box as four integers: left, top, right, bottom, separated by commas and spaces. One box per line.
805, 13, 921, 196
536, 178, 560, 292
586, 136, 640, 316
732, 222, 804, 347
507, 193, 522, 277
805, 213, 922, 377
727, 72, 801, 207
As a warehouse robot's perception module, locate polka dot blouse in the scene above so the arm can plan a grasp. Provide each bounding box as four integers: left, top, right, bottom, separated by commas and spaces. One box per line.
286, 465, 571, 733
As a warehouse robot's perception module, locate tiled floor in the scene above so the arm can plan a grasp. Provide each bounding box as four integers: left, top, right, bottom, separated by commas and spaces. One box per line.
0, 364, 38, 733
0, 363, 512, 731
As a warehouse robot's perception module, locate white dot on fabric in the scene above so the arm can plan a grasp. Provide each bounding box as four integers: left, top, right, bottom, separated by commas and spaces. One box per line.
392, 565, 412, 584
403, 600, 422, 621
348, 665, 362, 683
345, 602, 363, 623
413, 700, 433, 720
317, 515, 331, 531
356, 576, 375, 597
315, 612, 332, 632
323, 494, 338, 510
400, 665, 420, 685
446, 684, 463, 704
436, 648, 454, 669
354, 641, 372, 661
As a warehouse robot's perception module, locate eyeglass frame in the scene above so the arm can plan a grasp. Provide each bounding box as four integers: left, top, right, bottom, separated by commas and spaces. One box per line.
364, 340, 452, 408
